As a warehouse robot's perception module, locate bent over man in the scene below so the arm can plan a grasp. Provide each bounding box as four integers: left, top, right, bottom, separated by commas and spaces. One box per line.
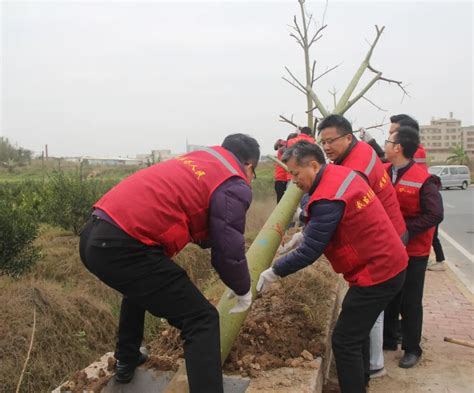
79, 134, 260, 392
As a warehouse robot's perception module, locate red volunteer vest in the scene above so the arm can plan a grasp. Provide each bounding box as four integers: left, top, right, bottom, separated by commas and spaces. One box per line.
94, 146, 249, 257
307, 165, 408, 287
274, 148, 288, 181
389, 163, 436, 257
414, 144, 428, 170
287, 133, 315, 147
341, 141, 408, 243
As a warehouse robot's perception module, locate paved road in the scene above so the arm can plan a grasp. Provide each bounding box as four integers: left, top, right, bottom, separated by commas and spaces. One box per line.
438, 187, 474, 293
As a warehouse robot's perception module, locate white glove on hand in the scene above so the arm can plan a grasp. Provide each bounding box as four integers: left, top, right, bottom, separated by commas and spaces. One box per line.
228, 289, 252, 314
256, 267, 280, 292
359, 128, 374, 142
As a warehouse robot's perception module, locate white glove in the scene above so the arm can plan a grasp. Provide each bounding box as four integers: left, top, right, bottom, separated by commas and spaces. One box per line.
228, 289, 252, 314
359, 128, 374, 142
278, 231, 305, 255
256, 267, 280, 292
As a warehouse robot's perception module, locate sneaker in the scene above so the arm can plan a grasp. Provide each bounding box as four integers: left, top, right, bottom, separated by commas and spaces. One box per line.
369, 367, 387, 379
428, 261, 446, 271
115, 350, 148, 384
399, 352, 421, 369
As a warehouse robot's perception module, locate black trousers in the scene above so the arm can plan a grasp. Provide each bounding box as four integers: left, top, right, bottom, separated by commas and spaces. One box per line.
432, 225, 445, 262
79, 216, 223, 393
384, 256, 428, 356
332, 270, 405, 393
274, 180, 288, 203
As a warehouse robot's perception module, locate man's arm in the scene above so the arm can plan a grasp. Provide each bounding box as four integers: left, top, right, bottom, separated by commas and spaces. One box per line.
209, 178, 252, 295
273, 200, 345, 277
405, 176, 444, 238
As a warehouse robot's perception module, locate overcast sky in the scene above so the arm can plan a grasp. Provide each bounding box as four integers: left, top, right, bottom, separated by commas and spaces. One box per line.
1, 0, 473, 157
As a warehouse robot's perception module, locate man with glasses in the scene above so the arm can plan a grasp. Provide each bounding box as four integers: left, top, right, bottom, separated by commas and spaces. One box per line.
383, 126, 443, 368
317, 114, 408, 379
257, 141, 407, 393
79, 134, 259, 391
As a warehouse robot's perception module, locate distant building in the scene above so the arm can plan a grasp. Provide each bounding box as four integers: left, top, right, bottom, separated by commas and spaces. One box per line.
82, 157, 143, 166
419, 113, 474, 163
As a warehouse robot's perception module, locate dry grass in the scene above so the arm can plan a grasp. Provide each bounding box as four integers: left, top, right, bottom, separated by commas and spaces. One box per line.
0, 278, 117, 393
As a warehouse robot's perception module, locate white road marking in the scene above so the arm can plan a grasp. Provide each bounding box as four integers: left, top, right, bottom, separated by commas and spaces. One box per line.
439, 228, 474, 262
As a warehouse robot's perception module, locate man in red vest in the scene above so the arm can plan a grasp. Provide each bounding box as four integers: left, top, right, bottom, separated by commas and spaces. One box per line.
257, 141, 407, 393
79, 134, 260, 391
286, 126, 316, 147
383, 126, 443, 368
389, 114, 427, 169
273, 132, 297, 203
317, 114, 408, 379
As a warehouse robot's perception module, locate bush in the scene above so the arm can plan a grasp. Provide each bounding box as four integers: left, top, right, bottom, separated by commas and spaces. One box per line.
43, 166, 116, 235
0, 192, 40, 277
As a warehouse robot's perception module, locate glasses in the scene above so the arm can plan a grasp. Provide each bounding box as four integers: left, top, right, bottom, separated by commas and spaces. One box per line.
319, 135, 346, 146
384, 140, 398, 145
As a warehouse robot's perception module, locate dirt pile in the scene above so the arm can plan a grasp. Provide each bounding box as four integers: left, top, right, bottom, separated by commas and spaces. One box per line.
148, 258, 338, 378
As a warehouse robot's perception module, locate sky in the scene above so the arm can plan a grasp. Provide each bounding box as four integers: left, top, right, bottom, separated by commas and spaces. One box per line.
1, 0, 473, 157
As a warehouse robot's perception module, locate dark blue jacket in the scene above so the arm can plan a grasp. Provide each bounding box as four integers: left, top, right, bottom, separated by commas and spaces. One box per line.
207, 177, 252, 295
273, 165, 345, 277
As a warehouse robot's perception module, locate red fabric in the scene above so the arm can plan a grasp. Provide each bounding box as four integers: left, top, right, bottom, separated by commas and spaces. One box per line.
274, 147, 288, 181
94, 146, 248, 257
414, 144, 428, 170
287, 133, 315, 147
307, 165, 408, 287
341, 142, 407, 239
391, 163, 435, 256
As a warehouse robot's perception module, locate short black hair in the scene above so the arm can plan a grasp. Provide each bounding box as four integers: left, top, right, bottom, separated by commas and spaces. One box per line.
317, 114, 353, 136
282, 140, 325, 165
390, 114, 419, 132
222, 133, 260, 167
300, 126, 312, 136
287, 132, 298, 141
393, 126, 420, 159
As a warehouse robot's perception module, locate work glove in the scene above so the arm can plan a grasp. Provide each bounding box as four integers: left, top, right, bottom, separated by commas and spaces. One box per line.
277, 231, 304, 255
256, 267, 280, 292
228, 289, 252, 314
359, 128, 374, 143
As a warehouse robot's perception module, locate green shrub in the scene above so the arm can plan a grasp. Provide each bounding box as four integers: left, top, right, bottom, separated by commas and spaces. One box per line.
0, 191, 40, 277
43, 166, 116, 235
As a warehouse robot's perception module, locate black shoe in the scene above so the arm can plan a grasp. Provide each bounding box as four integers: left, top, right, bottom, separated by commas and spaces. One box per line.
383, 342, 398, 351
115, 351, 148, 384
399, 352, 421, 369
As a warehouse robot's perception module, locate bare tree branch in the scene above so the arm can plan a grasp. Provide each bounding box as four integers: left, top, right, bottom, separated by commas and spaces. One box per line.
361, 95, 387, 112
353, 121, 389, 133
290, 33, 304, 48
282, 76, 307, 95
313, 63, 341, 83
293, 15, 305, 41
307, 86, 330, 117
311, 60, 317, 87
284, 66, 306, 91
341, 73, 381, 115
309, 24, 327, 47
279, 115, 300, 128
334, 25, 385, 114
329, 87, 338, 110
321, 0, 329, 27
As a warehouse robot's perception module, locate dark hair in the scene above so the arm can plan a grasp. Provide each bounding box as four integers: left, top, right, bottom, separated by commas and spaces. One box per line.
287, 132, 298, 141
393, 126, 420, 159
300, 126, 312, 136
317, 114, 353, 136
390, 114, 419, 132
282, 140, 325, 165
222, 133, 260, 167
